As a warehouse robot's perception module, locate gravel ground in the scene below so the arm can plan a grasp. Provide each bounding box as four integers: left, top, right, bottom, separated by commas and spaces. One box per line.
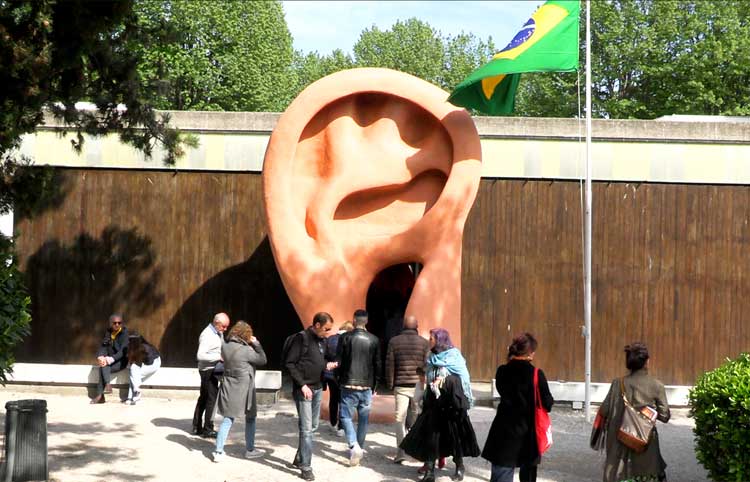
0, 387, 708, 482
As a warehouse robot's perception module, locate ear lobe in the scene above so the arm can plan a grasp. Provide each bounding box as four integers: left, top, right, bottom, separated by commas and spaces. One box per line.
263, 68, 481, 345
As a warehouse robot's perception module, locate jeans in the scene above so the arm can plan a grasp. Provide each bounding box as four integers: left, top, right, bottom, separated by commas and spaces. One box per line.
215, 416, 257, 454
193, 368, 220, 431
127, 357, 161, 399
339, 388, 372, 449
96, 358, 127, 395
325, 378, 342, 428
490, 464, 537, 482
293, 387, 322, 471
393, 386, 417, 449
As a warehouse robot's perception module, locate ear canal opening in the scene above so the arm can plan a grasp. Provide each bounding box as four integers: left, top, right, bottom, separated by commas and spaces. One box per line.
365, 263, 422, 358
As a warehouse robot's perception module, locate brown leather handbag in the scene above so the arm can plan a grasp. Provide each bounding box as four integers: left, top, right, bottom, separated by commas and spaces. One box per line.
616, 378, 656, 453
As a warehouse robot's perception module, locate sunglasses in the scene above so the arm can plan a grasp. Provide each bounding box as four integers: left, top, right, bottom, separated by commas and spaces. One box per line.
112, 321, 122, 325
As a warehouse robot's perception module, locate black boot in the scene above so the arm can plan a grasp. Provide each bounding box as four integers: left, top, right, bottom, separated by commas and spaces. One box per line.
420, 461, 435, 482
452, 464, 465, 481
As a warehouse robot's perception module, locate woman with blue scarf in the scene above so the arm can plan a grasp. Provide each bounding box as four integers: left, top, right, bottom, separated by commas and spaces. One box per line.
400, 328, 480, 482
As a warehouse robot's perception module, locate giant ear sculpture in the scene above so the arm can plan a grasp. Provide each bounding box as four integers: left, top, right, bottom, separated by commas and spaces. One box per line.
262, 68, 481, 346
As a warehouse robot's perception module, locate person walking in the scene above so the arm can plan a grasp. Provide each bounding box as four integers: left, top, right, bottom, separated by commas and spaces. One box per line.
125, 333, 161, 405
598, 342, 670, 482
192, 312, 229, 438
482, 332, 554, 482
91, 313, 129, 404
285, 312, 335, 481
400, 328, 479, 482
335, 309, 381, 467
212, 320, 267, 462
322, 321, 353, 436
385, 314, 429, 463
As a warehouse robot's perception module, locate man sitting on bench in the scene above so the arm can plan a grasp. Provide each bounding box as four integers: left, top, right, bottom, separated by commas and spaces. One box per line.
91, 313, 129, 404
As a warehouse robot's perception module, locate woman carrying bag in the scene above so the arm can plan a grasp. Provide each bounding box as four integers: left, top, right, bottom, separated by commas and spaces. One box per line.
212, 320, 267, 462
596, 342, 670, 482
482, 332, 554, 482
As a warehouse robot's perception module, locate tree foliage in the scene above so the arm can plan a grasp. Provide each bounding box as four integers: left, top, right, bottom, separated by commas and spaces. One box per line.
0, 236, 31, 385
515, 0, 750, 118
134, 0, 295, 112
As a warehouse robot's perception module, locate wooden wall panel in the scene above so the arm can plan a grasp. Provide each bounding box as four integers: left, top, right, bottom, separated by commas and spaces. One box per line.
15, 169, 301, 368
462, 180, 750, 385
13, 169, 750, 385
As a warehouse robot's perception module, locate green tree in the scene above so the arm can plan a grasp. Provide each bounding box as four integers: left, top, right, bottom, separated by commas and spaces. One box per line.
134, 0, 295, 112
353, 19, 445, 84
351, 18, 494, 93
292, 48, 355, 94
515, 0, 750, 118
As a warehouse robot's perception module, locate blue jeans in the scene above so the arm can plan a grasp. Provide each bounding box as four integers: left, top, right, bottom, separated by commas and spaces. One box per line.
339, 388, 372, 449
293, 387, 323, 470
214, 415, 256, 454
490, 464, 537, 482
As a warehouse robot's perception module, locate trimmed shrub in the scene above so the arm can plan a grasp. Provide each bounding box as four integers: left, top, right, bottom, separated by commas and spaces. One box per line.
689, 353, 750, 482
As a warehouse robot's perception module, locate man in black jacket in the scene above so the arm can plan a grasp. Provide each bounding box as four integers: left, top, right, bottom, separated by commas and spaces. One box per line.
285, 312, 334, 481
385, 315, 430, 463
91, 313, 129, 404
335, 309, 381, 466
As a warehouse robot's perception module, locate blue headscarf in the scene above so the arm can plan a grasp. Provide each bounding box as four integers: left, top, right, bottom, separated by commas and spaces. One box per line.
427, 347, 474, 408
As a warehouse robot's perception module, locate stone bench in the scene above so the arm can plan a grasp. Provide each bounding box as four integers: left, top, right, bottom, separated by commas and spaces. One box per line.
7, 363, 283, 403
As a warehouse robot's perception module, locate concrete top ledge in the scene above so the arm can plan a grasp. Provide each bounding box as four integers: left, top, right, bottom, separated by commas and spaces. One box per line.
39, 110, 750, 144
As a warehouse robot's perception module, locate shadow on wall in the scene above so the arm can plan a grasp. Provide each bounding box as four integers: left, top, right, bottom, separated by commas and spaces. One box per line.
159, 237, 301, 368
19, 226, 165, 363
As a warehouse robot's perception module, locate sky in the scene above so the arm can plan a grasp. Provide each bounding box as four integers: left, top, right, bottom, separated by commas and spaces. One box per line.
282, 1, 539, 56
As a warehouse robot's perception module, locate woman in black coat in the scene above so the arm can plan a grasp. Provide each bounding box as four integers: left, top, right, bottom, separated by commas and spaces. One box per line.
482, 333, 553, 482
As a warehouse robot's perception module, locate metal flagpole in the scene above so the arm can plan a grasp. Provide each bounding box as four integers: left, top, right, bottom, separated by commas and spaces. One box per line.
584, 0, 593, 422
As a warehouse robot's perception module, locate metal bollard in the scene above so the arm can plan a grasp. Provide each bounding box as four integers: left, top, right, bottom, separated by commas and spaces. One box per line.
3, 400, 48, 482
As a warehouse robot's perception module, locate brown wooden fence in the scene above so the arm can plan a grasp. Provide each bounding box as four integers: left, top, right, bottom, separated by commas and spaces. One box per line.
14, 168, 750, 385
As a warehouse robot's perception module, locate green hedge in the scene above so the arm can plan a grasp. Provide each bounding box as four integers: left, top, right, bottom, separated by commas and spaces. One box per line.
689, 353, 750, 482
0, 236, 31, 384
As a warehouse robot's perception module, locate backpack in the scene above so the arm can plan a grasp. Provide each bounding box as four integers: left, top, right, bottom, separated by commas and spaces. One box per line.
280, 329, 309, 373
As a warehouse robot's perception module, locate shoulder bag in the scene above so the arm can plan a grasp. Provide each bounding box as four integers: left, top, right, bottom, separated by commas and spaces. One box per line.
534, 368, 553, 455
616, 378, 656, 453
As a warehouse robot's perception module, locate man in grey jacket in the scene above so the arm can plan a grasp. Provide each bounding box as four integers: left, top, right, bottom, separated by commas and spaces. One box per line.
192, 312, 229, 438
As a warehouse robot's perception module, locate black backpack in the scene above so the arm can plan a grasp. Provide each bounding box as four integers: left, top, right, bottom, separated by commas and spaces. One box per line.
280, 329, 308, 373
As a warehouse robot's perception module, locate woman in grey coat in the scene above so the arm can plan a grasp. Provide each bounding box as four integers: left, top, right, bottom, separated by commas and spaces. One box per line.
212, 321, 267, 462
599, 342, 670, 482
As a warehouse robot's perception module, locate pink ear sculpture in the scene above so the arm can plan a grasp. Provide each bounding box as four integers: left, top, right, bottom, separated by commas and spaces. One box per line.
262, 68, 481, 347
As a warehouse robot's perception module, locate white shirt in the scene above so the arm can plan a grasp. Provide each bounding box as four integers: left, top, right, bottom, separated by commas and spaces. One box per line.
196, 323, 223, 371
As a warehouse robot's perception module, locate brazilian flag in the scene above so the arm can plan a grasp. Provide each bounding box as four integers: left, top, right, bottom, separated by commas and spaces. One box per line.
448, 0, 580, 115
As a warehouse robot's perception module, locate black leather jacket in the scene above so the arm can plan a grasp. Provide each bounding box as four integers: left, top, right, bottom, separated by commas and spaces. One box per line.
335, 328, 381, 390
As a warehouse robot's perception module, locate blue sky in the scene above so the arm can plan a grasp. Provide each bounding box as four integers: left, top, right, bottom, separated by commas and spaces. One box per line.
282, 1, 539, 55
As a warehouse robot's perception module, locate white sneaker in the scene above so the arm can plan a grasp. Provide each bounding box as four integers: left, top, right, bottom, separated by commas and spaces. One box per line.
212, 451, 225, 463
125, 399, 136, 406
132, 391, 141, 402
336, 428, 345, 437
348, 443, 363, 466
245, 449, 263, 459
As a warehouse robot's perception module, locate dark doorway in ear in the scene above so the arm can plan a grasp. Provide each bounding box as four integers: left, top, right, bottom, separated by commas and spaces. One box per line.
365, 263, 421, 377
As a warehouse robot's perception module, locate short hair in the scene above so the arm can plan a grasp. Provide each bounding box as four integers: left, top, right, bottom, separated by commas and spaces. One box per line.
508, 332, 538, 360
312, 312, 333, 327
213, 313, 229, 326
228, 320, 254, 344
109, 313, 124, 323
429, 328, 453, 353
340, 321, 355, 332
353, 309, 368, 327
624, 342, 649, 371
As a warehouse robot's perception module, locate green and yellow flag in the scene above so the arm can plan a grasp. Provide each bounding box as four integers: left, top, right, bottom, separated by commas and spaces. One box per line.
448, 0, 580, 115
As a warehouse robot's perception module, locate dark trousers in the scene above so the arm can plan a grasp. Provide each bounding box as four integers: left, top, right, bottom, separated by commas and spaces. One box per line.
326, 379, 342, 428
192, 369, 220, 431
96, 359, 127, 395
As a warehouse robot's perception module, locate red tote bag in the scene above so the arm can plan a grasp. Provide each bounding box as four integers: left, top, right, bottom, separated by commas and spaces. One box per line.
534, 368, 553, 455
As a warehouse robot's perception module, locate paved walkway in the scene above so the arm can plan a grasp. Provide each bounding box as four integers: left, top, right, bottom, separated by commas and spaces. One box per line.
0, 387, 708, 481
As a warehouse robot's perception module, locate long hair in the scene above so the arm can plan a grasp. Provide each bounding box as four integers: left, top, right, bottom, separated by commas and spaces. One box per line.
429, 328, 453, 353
127, 333, 150, 365
228, 320, 254, 344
